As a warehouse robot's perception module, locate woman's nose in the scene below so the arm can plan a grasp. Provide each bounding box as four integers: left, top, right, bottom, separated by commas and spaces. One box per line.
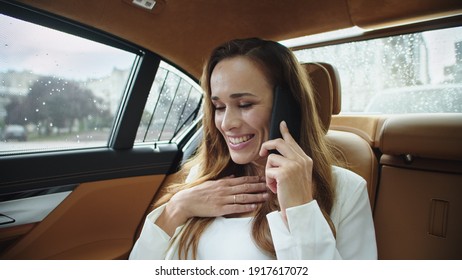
221, 107, 241, 131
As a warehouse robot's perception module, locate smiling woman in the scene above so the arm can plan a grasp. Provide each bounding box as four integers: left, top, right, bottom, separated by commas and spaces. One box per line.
0, 0, 461, 264
211, 56, 274, 166
129, 38, 377, 260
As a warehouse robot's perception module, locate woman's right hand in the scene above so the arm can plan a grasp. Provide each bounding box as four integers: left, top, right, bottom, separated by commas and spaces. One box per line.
155, 175, 268, 236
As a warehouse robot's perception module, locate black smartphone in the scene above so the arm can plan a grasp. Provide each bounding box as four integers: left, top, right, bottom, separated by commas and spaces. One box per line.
269, 85, 301, 153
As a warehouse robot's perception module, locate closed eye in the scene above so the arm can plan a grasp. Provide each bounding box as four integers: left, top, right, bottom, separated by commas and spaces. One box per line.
213, 103, 226, 111
239, 103, 253, 109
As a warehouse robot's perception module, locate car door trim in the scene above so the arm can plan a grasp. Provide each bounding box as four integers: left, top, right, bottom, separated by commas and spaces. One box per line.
0, 191, 72, 228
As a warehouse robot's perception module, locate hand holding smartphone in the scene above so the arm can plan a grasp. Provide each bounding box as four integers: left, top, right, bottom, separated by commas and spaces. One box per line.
269, 85, 301, 154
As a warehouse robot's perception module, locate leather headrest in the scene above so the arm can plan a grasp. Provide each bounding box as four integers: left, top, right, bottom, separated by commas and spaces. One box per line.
303, 62, 342, 132
380, 114, 462, 161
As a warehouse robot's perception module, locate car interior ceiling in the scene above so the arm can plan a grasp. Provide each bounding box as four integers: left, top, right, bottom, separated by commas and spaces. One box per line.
13, 0, 462, 78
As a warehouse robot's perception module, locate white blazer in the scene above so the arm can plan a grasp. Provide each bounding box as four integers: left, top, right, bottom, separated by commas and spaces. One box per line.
129, 166, 377, 260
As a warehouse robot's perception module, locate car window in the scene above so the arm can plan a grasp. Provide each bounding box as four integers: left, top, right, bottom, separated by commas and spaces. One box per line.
0, 14, 137, 155
135, 61, 203, 144
294, 26, 462, 114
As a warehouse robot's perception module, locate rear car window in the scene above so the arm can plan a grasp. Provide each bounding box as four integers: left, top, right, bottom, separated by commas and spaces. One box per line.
0, 14, 137, 154
294, 26, 462, 114
135, 61, 203, 144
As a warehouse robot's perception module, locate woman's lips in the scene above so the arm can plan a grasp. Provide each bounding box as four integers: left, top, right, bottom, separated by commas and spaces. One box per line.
227, 134, 255, 150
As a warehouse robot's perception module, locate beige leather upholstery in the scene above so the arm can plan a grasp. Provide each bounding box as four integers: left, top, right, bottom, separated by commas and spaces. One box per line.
380, 114, 462, 161
303, 62, 340, 132
2, 175, 165, 260
317, 62, 341, 115
325, 130, 378, 208
374, 114, 462, 259
303, 62, 378, 207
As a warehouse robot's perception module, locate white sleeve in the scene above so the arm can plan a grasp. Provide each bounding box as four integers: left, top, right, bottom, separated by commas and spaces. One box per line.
266, 180, 377, 260
334, 180, 377, 259
128, 204, 171, 260
129, 204, 185, 260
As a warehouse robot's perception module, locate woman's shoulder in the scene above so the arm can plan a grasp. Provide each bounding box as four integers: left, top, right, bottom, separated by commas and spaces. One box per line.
331, 165, 367, 200
185, 164, 201, 183
330, 166, 369, 221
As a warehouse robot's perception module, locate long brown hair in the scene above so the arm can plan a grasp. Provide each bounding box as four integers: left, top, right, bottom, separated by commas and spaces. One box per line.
157, 38, 337, 259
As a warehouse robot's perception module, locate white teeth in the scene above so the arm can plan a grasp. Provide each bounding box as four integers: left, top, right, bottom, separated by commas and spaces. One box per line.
229, 135, 252, 144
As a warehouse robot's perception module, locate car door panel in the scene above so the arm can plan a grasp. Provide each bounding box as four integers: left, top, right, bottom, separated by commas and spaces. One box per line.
0, 191, 72, 228
0, 223, 36, 253
0, 173, 166, 259
0, 142, 182, 259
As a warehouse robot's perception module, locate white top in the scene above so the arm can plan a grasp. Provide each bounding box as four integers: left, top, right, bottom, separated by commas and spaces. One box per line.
197, 216, 273, 259
129, 165, 377, 260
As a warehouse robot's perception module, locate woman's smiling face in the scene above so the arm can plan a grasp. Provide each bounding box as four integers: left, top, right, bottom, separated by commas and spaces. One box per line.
210, 56, 273, 165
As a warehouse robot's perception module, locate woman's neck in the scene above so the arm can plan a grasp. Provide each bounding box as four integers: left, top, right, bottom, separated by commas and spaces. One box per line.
246, 161, 265, 177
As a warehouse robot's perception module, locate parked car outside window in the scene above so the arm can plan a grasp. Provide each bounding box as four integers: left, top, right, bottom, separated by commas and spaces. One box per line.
1, 124, 27, 141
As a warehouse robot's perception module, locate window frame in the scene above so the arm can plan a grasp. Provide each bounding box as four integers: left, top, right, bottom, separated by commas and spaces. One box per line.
0, 0, 200, 196
134, 61, 204, 146
0, 0, 202, 153
1, 1, 153, 152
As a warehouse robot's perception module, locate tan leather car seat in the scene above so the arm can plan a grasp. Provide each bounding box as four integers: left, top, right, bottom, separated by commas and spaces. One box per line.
374, 114, 462, 259
303, 62, 378, 208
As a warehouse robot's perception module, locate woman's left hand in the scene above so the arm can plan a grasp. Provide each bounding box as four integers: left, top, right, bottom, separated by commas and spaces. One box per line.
259, 121, 314, 221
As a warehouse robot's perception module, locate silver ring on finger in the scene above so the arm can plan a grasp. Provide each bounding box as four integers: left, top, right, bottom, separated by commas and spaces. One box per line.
233, 195, 236, 204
